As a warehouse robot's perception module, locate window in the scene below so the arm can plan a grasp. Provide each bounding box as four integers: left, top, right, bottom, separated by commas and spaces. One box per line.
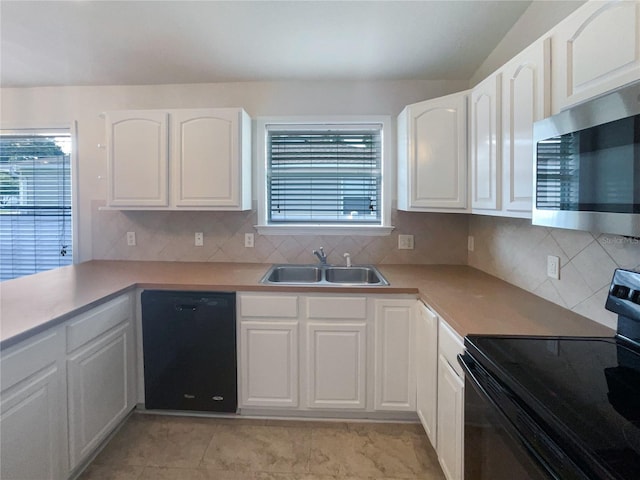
257, 117, 393, 235
0, 130, 73, 280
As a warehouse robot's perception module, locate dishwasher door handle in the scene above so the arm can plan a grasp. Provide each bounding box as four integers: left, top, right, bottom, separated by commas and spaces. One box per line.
175, 304, 199, 312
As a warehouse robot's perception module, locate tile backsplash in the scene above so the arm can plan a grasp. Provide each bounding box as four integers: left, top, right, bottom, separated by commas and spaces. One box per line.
468, 215, 640, 329
92, 201, 468, 266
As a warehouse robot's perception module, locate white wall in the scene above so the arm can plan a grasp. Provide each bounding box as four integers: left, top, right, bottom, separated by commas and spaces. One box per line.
0, 79, 468, 261
470, 0, 585, 86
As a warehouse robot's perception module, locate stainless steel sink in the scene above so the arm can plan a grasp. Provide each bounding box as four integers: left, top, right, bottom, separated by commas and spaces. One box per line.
263, 265, 322, 283
324, 266, 384, 284
260, 264, 389, 286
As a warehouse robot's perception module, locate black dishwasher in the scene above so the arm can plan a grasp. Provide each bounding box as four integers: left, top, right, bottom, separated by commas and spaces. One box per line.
141, 290, 237, 413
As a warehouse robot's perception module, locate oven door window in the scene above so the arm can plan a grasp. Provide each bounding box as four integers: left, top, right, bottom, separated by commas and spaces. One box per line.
536, 114, 639, 214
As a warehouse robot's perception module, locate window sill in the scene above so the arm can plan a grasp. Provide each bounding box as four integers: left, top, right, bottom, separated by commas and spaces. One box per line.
255, 225, 395, 236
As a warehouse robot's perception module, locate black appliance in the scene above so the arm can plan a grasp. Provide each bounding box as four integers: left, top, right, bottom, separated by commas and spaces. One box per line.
459, 269, 640, 479
141, 290, 237, 413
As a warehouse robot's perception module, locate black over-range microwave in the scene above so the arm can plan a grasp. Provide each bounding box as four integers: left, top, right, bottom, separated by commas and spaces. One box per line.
533, 81, 640, 237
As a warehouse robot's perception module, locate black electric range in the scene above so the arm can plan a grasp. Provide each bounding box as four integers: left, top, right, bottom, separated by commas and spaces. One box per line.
460, 269, 640, 480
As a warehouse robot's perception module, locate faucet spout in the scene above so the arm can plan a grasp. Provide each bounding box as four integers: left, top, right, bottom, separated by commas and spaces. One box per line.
312, 247, 328, 265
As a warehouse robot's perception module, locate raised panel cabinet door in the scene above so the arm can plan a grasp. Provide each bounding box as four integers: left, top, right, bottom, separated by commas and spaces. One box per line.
0, 331, 67, 480
240, 321, 299, 407
471, 73, 502, 211
502, 39, 551, 216
436, 355, 464, 480
374, 300, 416, 411
415, 303, 438, 447
306, 322, 367, 409
106, 110, 169, 207
172, 108, 250, 209
552, 0, 640, 112
67, 322, 135, 470
397, 91, 468, 211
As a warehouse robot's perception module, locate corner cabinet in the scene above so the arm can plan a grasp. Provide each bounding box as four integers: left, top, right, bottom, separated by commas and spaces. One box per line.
471, 73, 502, 212
415, 301, 438, 447
551, 0, 640, 113
397, 91, 468, 212
105, 108, 251, 210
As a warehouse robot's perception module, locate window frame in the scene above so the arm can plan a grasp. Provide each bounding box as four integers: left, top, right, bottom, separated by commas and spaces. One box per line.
256, 116, 394, 236
0, 123, 79, 279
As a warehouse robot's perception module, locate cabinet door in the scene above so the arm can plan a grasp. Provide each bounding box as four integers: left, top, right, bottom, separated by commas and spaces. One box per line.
374, 299, 416, 411
502, 39, 550, 215
306, 322, 367, 409
437, 355, 464, 480
552, 0, 640, 113
172, 108, 250, 209
67, 321, 135, 469
416, 303, 438, 447
106, 110, 169, 207
0, 331, 67, 480
471, 73, 501, 211
397, 91, 468, 211
240, 321, 298, 407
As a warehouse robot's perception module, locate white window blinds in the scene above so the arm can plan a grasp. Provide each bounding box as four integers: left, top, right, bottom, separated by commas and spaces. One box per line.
267, 125, 382, 225
0, 130, 73, 280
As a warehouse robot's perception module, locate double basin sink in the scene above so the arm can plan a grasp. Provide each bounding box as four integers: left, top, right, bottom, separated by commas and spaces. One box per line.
260, 264, 389, 286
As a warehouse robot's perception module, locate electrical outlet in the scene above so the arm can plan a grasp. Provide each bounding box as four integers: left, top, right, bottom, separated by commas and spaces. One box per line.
468, 235, 475, 252
126, 231, 136, 246
195, 232, 203, 247
245, 233, 254, 248
398, 234, 414, 250
547, 255, 560, 279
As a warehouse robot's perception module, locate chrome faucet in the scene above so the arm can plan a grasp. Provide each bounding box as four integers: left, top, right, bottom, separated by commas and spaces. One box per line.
312, 247, 328, 265
343, 252, 352, 268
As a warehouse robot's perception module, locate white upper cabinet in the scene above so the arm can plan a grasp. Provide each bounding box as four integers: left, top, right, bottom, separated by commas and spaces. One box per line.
172, 108, 251, 209
106, 110, 169, 207
471, 73, 502, 211
106, 108, 251, 210
552, 0, 640, 113
397, 91, 468, 211
501, 38, 551, 217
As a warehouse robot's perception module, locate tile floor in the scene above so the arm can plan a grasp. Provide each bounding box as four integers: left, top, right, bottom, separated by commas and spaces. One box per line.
79, 413, 446, 480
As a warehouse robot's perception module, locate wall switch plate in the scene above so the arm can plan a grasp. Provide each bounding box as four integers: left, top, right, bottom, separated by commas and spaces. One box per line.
195, 232, 204, 247
126, 231, 136, 246
547, 255, 560, 279
468, 235, 475, 252
398, 234, 414, 250
245, 233, 254, 248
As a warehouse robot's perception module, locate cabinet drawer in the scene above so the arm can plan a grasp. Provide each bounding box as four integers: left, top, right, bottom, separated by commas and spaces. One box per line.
438, 320, 464, 378
239, 294, 298, 318
1, 330, 60, 392
307, 296, 367, 319
66, 294, 131, 353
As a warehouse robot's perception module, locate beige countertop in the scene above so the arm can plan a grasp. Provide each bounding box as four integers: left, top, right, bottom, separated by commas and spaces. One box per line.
0, 260, 614, 348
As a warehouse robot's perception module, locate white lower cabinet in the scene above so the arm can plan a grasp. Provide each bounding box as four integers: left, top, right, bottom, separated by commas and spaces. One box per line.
0, 330, 68, 480
66, 294, 136, 470
436, 320, 465, 480
306, 322, 367, 409
374, 299, 416, 411
0, 292, 136, 480
237, 292, 416, 414
240, 321, 299, 407
415, 302, 438, 447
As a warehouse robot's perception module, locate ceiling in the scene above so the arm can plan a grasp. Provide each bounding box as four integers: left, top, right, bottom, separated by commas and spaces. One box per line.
1, 0, 534, 88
